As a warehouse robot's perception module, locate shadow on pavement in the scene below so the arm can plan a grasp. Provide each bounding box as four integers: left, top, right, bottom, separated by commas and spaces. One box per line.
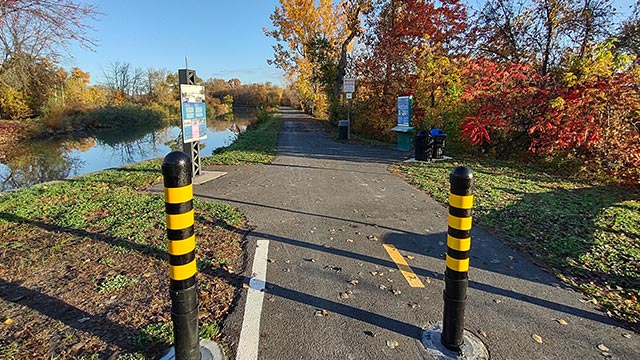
264, 281, 423, 339
276, 117, 410, 165
246, 229, 619, 328
265, 162, 399, 177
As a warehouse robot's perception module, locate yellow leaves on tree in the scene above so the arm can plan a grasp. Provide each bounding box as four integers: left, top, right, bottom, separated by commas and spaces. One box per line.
266, 0, 366, 117
0, 86, 32, 120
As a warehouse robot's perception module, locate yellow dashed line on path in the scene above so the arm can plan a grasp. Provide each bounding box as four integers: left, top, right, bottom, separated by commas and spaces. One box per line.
382, 244, 424, 288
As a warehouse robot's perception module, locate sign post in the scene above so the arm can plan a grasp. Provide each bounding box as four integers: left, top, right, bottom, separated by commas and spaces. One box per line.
178, 68, 206, 177
343, 77, 355, 140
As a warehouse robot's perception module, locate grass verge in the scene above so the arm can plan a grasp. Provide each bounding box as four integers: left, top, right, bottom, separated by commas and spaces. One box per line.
0, 160, 244, 359
393, 158, 640, 330
202, 109, 282, 165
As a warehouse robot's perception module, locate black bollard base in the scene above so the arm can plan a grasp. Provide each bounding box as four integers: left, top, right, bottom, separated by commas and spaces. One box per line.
422, 323, 489, 360
442, 293, 467, 350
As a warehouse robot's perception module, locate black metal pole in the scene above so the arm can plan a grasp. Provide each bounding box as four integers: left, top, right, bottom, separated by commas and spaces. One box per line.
162, 151, 200, 360
442, 166, 474, 351
178, 68, 201, 177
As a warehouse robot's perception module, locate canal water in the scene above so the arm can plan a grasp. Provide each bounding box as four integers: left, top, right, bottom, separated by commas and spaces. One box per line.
0, 112, 254, 192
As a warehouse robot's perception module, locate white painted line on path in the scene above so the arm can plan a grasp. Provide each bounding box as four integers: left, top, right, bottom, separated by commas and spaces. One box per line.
236, 239, 270, 360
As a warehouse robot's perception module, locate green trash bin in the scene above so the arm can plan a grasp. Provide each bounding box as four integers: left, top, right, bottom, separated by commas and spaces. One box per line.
391, 125, 415, 151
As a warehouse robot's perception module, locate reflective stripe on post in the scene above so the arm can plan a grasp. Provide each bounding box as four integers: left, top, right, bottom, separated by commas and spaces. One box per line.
162, 151, 200, 360
442, 166, 474, 351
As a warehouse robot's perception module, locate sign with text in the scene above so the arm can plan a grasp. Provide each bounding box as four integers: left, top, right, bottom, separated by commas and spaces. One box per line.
180, 84, 207, 143
343, 77, 355, 93
397, 95, 413, 127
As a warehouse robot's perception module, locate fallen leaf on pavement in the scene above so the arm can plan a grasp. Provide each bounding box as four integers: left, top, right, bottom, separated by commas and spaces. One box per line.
325, 265, 342, 272
532, 334, 543, 343
386, 340, 399, 349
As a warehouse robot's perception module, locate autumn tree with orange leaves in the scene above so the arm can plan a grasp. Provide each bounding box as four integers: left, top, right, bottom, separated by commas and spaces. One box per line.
354, 0, 469, 138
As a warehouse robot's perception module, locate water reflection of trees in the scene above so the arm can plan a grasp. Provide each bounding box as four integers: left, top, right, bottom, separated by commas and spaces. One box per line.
0, 141, 84, 192
1, 112, 256, 191
93, 124, 164, 164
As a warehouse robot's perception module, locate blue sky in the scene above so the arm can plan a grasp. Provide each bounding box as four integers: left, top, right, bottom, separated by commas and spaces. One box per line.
64, 0, 284, 85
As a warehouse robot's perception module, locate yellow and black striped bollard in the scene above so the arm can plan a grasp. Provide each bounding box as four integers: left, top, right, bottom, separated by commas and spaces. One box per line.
442, 166, 474, 351
162, 151, 200, 360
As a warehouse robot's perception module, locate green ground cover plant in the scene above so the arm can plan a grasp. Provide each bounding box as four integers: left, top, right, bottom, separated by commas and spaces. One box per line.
203, 108, 281, 165
394, 158, 640, 330
0, 160, 244, 359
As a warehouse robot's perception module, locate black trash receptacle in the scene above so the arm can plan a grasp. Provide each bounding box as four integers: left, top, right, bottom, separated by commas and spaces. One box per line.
430, 128, 447, 159
338, 120, 349, 140
414, 130, 428, 161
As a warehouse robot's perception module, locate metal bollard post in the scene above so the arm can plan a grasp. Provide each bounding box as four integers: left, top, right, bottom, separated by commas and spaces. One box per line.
442, 166, 474, 351
162, 151, 200, 360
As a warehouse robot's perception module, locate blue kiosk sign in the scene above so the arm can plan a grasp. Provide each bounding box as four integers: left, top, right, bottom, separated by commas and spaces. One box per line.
397, 95, 412, 126
180, 84, 207, 143
391, 95, 415, 151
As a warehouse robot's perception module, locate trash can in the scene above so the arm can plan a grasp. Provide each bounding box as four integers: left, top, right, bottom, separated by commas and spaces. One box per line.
414, 130, 428, 161
429, 128, 447, 159
338, 120, 349, 140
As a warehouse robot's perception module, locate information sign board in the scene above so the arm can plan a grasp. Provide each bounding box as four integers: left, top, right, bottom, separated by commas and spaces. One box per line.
343, 77, 355, 93
397, 96, 413, 127
180, 84, 207, 143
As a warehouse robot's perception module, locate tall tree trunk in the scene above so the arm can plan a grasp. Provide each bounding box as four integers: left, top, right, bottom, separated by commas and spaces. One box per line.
542, 3, 554, 75
335, 3, 363, 100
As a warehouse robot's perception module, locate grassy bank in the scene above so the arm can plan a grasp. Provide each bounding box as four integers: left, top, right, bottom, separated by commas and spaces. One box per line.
202, 109, 281, 165
0, 106, 286, 359
0, 161, 244, 359
394, 158, 640, 329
